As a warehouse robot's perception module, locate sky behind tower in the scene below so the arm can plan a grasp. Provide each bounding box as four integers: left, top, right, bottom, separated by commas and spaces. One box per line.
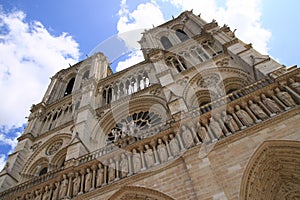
0, 0, 299, 170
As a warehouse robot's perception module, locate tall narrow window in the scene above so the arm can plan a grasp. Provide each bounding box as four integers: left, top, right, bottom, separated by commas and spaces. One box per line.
176, 29, 189, 42
160, 36, 173, 49
64, 77, 75, 96
82, 70, 90, 79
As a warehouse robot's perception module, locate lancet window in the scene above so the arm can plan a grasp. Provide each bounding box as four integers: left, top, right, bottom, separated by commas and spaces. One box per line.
160, 36, 173, 49
64, 77, 75, 96
175, 29, 189, 42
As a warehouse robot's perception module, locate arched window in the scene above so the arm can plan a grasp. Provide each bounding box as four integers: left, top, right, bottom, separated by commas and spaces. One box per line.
64, 77, 75, 96
160, 36, 173, 49
176, 29, 189, 42
82, 70, 90, 80
39, 167, 48, 176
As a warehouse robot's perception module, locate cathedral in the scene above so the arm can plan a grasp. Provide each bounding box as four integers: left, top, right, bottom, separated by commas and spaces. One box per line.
0, 11, 299, 200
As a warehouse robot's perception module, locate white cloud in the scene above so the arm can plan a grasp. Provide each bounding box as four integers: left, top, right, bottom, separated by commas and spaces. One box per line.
0, 154, 6, 172
116, 0, 166, 71
162, 0, 271, 54
116, 51, 144, 72
0, 9, 80, 128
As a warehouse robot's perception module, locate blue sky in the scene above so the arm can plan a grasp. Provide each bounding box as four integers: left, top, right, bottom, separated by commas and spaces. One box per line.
0, 0, 299, 170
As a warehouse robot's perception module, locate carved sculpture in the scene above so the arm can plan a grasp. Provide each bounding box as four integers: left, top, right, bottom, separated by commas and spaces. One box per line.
144, 144, 155, 168
157, 138, 168, 163
52, 182, 60, 200
131, 149, 141, 173
108, 158, 115, 182
248, 100, 268, 120
59, 174, 68, 199
169, 134, 180, 156
181, 125, 194, 148
235, 105, 254, 126
261, 94, 281, 114
34, 190, 42, 200
209, 117, 223, 139
84, 168, 92, 192
96, 163, 104, 187
120, 154, 129, 178
288, 78, 300, 94
73, 172, 80, 196
42, 186, 50, 200
275, 87, 296, 107
221, 111, 239, 133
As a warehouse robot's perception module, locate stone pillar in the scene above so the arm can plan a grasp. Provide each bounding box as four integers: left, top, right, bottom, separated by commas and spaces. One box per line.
115, 156, 120, 181
176, 132, 185, 151
282, 84, 300, 104
228, 108, 244, 129
270, 91, 288, 110
126, 152, 133, 176
138, 146, 146, 171
67, 172, 74, 198
102, 164, 107, 186
79, 169, 85, 195
255, 97, 274, 117
243, 103, 260, 123
163, 135, 173, 160
91, 164, 98, 190
150, 140, 160, 165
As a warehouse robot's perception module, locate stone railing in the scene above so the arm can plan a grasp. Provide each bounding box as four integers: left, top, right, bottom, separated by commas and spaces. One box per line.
1, 71, 299, 200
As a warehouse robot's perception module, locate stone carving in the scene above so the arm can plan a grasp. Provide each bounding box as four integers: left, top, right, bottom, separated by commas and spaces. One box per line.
275, 88, 296, 107
108, 158, 115, 183
52, 182, 60, 200
261, 94, 281, 114
181, 125, 194, 148
169, 134, 180, 156
34, 190, 42, 200
248, 100, 268, 120
144, 144, 155, 168
96, 163, 104, 187
85, 168, 92, 192
42, 186, 50, 200
46, 140, 63, 156
132, 148, 142, 173
235, 105, 254, 126
197, 122, 210, 143
73, 172, 80, 196
157, 138, 168, 163
59, 174, 68, 199
209, 117, 223, 139
221, 111, 239, 133
288, 78, 300, 94
120, 154, 129, 178
197, 74, 220, 88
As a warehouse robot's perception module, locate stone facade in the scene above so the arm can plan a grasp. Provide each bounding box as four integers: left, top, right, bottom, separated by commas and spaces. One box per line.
0, 11, 299, 200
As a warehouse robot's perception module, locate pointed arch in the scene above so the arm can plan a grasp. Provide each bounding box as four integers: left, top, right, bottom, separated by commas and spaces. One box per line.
161, 36, 173, 49
64, 77, 75, 96
108, 186, 174, 200
240, 140, 300, 200
176, 29, 189, 42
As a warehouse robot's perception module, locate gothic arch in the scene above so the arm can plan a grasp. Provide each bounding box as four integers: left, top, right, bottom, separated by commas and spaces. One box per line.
108, 186, 174, 200
240, 140, 300, 200
27, 157, 49, 177
21, 134, 71, 176
92, 96, 170, 147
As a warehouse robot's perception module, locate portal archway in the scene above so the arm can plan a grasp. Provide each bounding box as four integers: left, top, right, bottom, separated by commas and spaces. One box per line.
240, 140, 300, 200
109, 186, 174, 200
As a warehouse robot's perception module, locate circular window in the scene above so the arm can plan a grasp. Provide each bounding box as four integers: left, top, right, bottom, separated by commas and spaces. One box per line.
46, 140, 63, 156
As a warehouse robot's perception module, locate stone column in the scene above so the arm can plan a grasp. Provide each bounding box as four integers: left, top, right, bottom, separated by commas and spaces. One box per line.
91, 164, 98, 190
126, 152, 133, 176
67, 172, 74, 198
282, 84, 300, 104
150, 140, 160, 165
115, 155, 120, 181
79, 169, 85, 195
176, 132, 185, 151
242, 102, 260, 123
228, 108, 244, 129
138, 146, 146, 171
191, 126, 201, 144
163, 135, 173, 160
102, 164, 107, 186
269, 91, 288, 110
255, 97, 274, 117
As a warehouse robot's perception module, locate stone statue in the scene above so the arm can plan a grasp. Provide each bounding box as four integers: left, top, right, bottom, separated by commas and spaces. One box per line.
52, 182, 60, 200
288, 78, 300, 94
121, 121, 128, 137
42, 186, 50, 200
59, 174, 68, 199
85, 168, 92, 192
73, 172, 81, 196
120, 154, 129, 178
157, 138, 168, 163
132, 148, 141, 173
248, 100, 268, 120
169, 134, 180, 156
221, 111, 239, 133
275, 87, 296, 107
34, 190, 42, 200
235, 105, 254, 126
127, 120, 135, 136
144, 144, 155, 168
96, 163, 104, 187
197, 122, 209, 143
108, 158, 115, 182
181, 125, 194, 148
112, 128, 120, 143
209, 117, 223, 139
261, 94, 281, 114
